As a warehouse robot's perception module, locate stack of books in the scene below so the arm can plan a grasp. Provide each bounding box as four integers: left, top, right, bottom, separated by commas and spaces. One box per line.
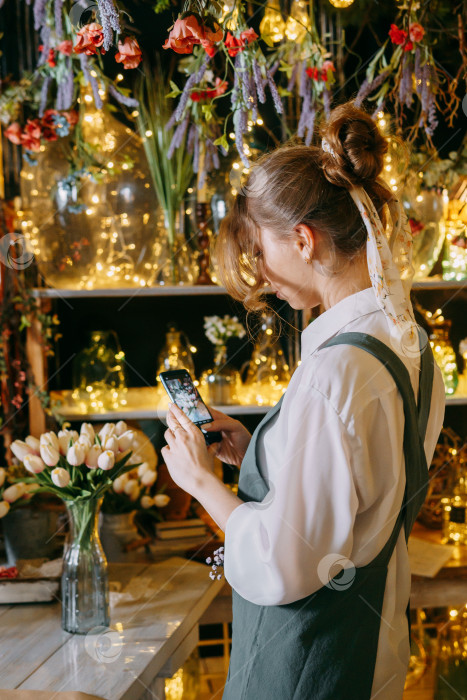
155, 518, 208, 540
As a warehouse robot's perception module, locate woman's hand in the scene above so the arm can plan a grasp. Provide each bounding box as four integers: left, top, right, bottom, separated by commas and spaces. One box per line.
162, 403, 218, 497
202, 407, 251, 467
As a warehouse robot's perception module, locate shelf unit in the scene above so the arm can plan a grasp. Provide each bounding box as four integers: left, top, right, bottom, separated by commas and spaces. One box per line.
27, 276, 467, 432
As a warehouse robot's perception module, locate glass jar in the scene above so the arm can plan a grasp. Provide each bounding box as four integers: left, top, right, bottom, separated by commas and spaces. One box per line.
403, 188, 446, 280
201, 344, 240, 406
156, 325, 196, 378
442, 457, 467, 546
61, 497, 110, 634
72, 330, 127, 412
429, 324, 459, 396
442, 219, 467, 281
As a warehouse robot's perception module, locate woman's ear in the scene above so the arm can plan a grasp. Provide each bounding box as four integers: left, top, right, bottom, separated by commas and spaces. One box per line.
294, 223, 315, 265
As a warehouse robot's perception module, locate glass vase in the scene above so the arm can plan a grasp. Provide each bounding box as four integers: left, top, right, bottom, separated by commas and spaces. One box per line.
403, 188, 446, 280
61, 497, 110, 634
429, 324, 459, 396
72, 330, 127, 412
201, 345, 240, 406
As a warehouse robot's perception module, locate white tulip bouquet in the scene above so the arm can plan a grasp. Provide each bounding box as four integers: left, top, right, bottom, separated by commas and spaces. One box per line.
1, 420, 140, 517
204, 315, 246, 346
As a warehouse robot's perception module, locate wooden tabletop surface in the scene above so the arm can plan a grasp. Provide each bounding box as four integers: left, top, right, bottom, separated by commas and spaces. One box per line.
0, 557, 223, 700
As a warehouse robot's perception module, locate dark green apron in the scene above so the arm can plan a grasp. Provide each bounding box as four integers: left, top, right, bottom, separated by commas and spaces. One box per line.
223, 331, 434, 700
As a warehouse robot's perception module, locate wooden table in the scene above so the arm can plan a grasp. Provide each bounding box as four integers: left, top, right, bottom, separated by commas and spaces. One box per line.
0, 557, 224, 700
410, 523, 467, 609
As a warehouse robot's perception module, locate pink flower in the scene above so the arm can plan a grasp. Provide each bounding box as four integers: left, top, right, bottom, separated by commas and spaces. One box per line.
163, 15, 205, 54
409, 23, 425, 43
73, 22, 105, 56
240, 28, 258, 44
57, 40, 73, 55
115, 37, 142, 69
20, 119, 42, 152
5, 123, 22, 145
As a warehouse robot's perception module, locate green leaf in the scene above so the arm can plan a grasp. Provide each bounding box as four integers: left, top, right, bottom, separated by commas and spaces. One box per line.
277, 87, 292, 97
166, 81, 181, 99
202, 104, 213, 122
213, 134, 229, 151
261, 32, 274, 48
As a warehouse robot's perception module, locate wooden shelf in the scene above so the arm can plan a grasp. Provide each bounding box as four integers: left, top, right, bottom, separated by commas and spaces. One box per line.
412, 277, 466, 290
50, 388, 272, 421
31, 284, 230, 298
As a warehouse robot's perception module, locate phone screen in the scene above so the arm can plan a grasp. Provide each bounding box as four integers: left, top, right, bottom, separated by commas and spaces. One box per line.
163, 374, 212, 425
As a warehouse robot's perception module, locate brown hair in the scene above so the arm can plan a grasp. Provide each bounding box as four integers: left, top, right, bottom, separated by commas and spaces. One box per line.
215, 101, 393, 311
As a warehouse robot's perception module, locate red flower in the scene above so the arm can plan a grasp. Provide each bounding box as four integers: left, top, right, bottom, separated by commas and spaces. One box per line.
57, 40, 73, 55
115, 37, 142, 69
403, 40, 414, 52
41, 109, 58, 127
73, 22, 105, 56
5, 122, 22, 145
321, 60, 335, 81
224, 32, 243, 57
389, 24, 407, 46
190, 78, 228, 102
240, 28, 258, 44
409, 218, 424, 236
305, 66, 319, 80
20, 119, 42, 152
47, 48, 56, 67
409, 22, 425, 42
163, 14, 222, 55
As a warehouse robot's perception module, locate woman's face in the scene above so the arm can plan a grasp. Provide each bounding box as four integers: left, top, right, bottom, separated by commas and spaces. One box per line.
254, 225, 324, 310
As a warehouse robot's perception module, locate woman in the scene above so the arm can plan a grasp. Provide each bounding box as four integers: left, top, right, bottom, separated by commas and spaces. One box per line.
162, 102, 445, 699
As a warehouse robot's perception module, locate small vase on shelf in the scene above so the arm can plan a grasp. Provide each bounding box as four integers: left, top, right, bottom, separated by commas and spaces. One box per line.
61, 497, 110, 634
429, 322, 459, 396
202, 344, 240, 406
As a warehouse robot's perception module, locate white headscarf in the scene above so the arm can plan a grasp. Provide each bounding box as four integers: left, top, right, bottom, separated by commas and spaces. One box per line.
322, 137, 420, 358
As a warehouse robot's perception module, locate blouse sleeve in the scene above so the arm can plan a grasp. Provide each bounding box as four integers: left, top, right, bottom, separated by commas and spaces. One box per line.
223, 385, 360, 606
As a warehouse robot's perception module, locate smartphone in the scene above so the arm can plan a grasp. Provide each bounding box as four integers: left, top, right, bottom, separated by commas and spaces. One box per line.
158, 369, 222, 446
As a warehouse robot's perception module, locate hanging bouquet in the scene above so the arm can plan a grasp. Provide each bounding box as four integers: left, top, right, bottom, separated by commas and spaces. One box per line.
102, 452, 171, 516
204, 315, 246, 345
0, 420, 140, 518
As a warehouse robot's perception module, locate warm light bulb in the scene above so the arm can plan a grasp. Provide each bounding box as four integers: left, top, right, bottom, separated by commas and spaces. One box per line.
285, 0, 310, 41
328, 0, 355, 6
260, 1, 286, 43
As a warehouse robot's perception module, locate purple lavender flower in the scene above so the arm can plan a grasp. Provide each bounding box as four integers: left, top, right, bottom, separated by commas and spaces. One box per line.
97, 0, 120, 51
249, 73, 258, 122
297, 89, 310, 139
267, 71, 283, 115
79, 54, 102, 109
212, 144, 220, 169
108, 83, 139, 108
252, 58, 266, 104
33, 0, 47, 31
39, 76, 51, 117
420, 62, 430, 113
231, 58, 240, 110
304, 106, 316, 146
187, 124, 197, 153
287, 63, 299, 93
54, 0, 64, 38
269, 60, 280, 78
323, 87, 331, 118
196, 55, 210, 82
355, 68, 390, 106
174, 72, 198, 122
165, 111, 177, 132
62, 60, 74, 110
37, 25, 50, 66
298, 60, 308, 99
234, 109, 250, 168
192, 127, 200, 173
399, 53, 413, 109
167, 112, 190, 158
414, 47, 421, 92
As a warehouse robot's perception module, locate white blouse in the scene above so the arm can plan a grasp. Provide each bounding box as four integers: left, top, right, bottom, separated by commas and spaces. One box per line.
224, 287, 445, 700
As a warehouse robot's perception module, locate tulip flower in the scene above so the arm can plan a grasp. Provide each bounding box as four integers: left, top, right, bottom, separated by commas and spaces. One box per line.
25, 436, 41, 453
67, 442, 86, 466
104, 436, 119, 455
127, 483, 140, 501
97, 450, 115, 470
124, 478, 139, 495
0, 501, 10, 518
10, 440, 34, 462
137, 462, 151, 478
58, 429, 79, 455
40, 442, 60, 467
99, 423, 116, 443
80, 423, 95, 442
0, 467, 5, 488
3, 483, 27, 503
140, 495, 154, 509
40, 431, 59, 451
115, 420, 127, 436
141, 470, 157, 487
85, 444, 102, 469
112, 474, 129, 493
154, 494, 170, 507
117, 430, 135, 452
23, 454, 47, 474
77, 436, 93, 453
51, 467, 71, 488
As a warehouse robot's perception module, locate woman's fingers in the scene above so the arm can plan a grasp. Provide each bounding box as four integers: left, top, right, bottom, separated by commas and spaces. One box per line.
168, 403, 197, 435
208, 406, 230, 420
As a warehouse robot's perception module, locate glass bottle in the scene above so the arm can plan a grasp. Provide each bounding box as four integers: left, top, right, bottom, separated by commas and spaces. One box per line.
157, 325, 196, 378
61, 497, 110, 634
434, 607, 467, 699
72, 330, 127, 412
201, 344, 240, 406
244, 312, 291, 405
429, 322, 459, 396
259, 0, 285, 43
442, 457, 467, 545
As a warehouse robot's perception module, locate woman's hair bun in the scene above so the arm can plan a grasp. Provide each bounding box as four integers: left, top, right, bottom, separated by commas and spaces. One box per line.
320, 102, 388, 189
